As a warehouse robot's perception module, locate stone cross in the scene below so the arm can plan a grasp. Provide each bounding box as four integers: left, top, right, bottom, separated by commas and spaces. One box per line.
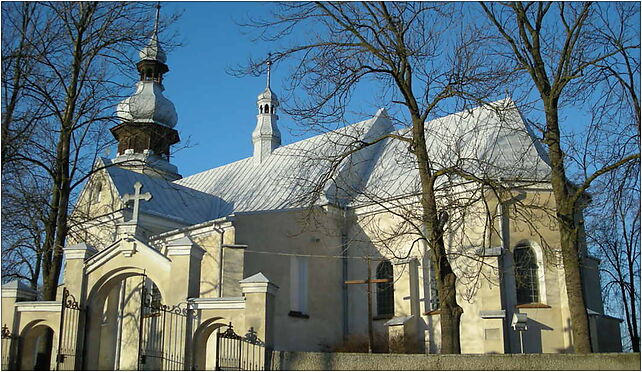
122, 181, 152, 223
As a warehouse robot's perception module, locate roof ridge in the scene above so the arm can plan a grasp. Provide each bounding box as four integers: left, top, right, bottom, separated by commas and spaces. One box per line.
176, 113, 381, 185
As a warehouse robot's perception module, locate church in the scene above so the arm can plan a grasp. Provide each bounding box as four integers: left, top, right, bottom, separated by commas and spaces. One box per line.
1, 11, 622, 371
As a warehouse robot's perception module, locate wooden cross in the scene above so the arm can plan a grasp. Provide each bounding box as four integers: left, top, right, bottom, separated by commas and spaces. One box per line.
344, 257, 392, 353
122, 181, 152, 223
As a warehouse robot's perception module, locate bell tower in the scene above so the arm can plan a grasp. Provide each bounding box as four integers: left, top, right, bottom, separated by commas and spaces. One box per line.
252, 58, 281, 163
111, 4, 181, 180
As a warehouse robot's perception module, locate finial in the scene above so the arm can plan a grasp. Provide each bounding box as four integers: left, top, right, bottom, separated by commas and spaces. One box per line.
153, 2, 161, 38
266, 53, 272, 89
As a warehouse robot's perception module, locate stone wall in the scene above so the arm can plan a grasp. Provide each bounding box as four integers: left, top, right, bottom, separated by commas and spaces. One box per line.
269, 351, 640, 371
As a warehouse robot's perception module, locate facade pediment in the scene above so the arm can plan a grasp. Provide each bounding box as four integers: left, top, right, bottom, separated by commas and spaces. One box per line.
84, 236, 170, 275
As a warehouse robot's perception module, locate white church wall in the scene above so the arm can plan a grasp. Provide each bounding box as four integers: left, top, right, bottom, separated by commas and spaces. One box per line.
233, 208, 345, 352
346, 185, 578, 354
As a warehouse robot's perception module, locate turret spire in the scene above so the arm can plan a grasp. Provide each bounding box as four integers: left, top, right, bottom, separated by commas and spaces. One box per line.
253, 56, 281, 163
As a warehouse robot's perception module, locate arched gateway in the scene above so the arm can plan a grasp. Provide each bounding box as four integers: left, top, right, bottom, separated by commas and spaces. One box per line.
1, 181, 278, 371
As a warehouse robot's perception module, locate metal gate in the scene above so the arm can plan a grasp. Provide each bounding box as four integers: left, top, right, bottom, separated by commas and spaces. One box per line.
215, 323, 270, 371
56, 287, 85, 370
138, 285, 193, 371
2, 324, 16, 370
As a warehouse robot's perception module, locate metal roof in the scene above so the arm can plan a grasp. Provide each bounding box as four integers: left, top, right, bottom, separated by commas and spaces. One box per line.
102, 158, 224, 225
100, 99, 550, 227
356, 98, 551, 204
174, 108, 394, 214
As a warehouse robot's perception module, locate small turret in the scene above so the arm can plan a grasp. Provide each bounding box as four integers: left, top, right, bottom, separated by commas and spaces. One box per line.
252, 58, 281, 163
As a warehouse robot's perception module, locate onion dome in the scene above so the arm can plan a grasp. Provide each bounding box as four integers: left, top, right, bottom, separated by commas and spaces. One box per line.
116, 81, 178, 128
115, 3, 177, 128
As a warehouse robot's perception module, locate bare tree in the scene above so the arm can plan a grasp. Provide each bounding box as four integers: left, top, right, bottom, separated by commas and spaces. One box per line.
587, 160, 640, 352
0, 2, 178, 300
480, 1, 640, 353
237, 2, 517, 353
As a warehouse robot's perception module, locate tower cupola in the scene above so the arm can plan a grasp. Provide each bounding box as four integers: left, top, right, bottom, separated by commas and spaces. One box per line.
252, 58, 281, 163
110, 4, 180, 180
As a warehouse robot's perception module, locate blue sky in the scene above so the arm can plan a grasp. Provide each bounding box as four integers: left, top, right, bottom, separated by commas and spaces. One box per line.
118, 2, 639, 181
116, 2, 384, 177
155, 2, 282, 176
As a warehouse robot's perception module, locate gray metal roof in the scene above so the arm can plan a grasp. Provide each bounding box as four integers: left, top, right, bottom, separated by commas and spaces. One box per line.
100, 99, 550, 226
174, 109, 394, 214
101, 158, 224, 225
356, 99, 551, 204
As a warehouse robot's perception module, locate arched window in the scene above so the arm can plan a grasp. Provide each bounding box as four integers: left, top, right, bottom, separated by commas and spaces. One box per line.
259, 105, 263, 114
264, 104, 270, 113
376, 261, 394, 316
514, 244, 539, 304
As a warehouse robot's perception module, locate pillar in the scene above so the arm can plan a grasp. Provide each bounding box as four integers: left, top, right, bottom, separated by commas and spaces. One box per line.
392, 258, 424, 353
116, 276, 144, 370
166, 236, 205, 304
62, 242, 96, 299
166, 236, 205, 369
222, 244, 246, 297
2, 281, 37, 369
239, 273, 279, 349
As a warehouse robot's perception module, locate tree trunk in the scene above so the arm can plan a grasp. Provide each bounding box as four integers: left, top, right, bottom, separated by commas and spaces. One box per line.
40, 3, 90, 300
412, 112, 463, 353
435, 240, 463, 353
40, 169, 63, 300
544, 100, 592, 353
627, 258, 640, 352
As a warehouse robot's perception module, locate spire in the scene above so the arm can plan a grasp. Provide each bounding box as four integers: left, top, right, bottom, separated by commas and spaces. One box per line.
154, 2, 161, 39
253, 55, 281, 163
266, 54, 272, 89
139, 2, 167, 65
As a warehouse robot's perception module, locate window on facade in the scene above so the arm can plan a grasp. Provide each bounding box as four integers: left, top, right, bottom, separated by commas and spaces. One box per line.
92, 182, 102, 203
514, 244, 539, 304
376, 261, 394, 317
290, 256, 309, 315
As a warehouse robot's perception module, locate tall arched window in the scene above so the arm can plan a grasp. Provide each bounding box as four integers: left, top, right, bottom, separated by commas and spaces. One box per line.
514, 244, 539, 304
376, 261, 394, 317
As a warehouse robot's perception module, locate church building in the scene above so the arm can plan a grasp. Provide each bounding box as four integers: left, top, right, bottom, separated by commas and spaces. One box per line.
1, 10, 622, 371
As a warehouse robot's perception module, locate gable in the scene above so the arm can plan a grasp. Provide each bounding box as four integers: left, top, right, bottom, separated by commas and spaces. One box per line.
357, 99, 551, 203
102, 158, 226, 225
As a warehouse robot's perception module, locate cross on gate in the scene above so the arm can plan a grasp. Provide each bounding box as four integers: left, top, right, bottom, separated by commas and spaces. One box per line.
344, 257, 392, 353
122, 181, 152, 223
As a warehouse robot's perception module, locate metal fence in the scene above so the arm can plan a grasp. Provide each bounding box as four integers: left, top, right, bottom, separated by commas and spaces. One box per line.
1, 324, 16, 370
138, 285, 193, 371
216, 323, 271, 371
56, 287, 84, 371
